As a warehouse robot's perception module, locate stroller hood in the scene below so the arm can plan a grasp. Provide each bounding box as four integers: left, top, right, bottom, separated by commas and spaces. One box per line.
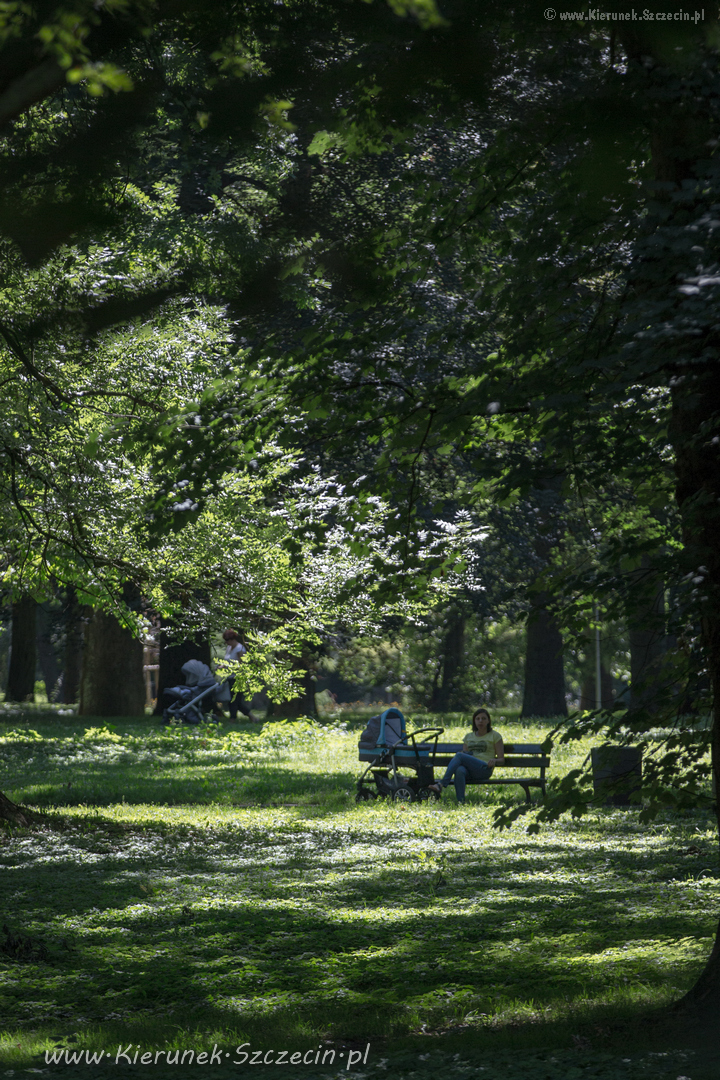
181, 660, 215, 686
180, 659, 231, 705
359, 708, 406, 748
379, 708, 405, 746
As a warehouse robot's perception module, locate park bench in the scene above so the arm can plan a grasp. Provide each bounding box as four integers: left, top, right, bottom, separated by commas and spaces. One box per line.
429, 742, 550, 802
357, 732, 551, 803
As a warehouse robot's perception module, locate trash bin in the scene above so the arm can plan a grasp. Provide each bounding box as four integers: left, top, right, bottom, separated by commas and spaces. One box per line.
591, 746, 643, 807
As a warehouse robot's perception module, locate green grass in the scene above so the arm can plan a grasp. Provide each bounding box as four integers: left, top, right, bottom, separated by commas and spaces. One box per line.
0, 708, 718, 1078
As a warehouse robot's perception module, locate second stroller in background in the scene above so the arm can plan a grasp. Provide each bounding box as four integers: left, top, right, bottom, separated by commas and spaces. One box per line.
161, 660, 231, 725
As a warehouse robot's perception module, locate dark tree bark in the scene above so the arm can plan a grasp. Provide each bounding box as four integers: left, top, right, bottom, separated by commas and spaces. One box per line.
36, 602, 61, 701
269, 648, 317, 718
152, 627, 211, 716
62, 588, 85, 705
6, 595, 37, 702
579, 664, 614, 712
618, 24, 720, 1018
668, 356, 720, 1017
0, 790, 32, 825
2, 597, 47, 823
520, 480, 568, 720
270, 671, 316, 718
430, 609, 466, 712
79, 608, 145, 717
521, 599, 568, 719
628, 559, 667, 712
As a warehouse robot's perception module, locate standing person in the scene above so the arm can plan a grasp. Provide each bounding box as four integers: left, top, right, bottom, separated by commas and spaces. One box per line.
429, 708, 504, 804
222, 629, 259, 722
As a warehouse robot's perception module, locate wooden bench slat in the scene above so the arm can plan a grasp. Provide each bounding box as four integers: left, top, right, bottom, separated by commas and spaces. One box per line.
501, 757, 550, 768
489, 776, 544, 783
503, 743, 547, 754
359, 742, 548, 754
359, 750, 549, 766
427, 742, 546, 755
429, 755, 550, 768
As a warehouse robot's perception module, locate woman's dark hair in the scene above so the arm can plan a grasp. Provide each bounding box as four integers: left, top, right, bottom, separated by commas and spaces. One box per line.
472, 708, 492, 732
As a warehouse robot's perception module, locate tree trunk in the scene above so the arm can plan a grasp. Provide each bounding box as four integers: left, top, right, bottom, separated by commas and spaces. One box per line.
62, 588, 84, 705
269, 649, 317, 718
628, 559, 666, 712
668, 356, 720, 1015
0, 790, 32, 826
6, 595, 37, 702
579, 664, 614, 712
79, 608, 145, 717
271, 670, 316, 718
621, 23, 720, 1014
36, 602, 61, 702
430, 609, 466, 712
521, 600, 568, 718
521, 481, 568, 720
151, 626, 211, 716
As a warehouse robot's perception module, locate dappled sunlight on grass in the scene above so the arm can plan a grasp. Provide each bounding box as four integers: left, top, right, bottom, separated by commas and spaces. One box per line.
0, 714, 718, 1077
0, 712, 591, 815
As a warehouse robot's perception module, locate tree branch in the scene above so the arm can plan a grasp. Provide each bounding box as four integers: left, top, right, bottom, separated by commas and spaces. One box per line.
0, 59, 65, 127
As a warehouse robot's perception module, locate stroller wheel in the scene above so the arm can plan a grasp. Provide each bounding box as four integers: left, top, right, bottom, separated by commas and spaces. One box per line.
355, 789, 375, 803
392, 785, 415, 803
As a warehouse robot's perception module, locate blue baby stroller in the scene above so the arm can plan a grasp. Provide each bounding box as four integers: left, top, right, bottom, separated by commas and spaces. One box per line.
355, 708, 444, 803
161, 660, 231, 725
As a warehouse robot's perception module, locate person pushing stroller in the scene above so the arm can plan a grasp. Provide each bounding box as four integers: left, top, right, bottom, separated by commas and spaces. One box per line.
161, 659, 230, 725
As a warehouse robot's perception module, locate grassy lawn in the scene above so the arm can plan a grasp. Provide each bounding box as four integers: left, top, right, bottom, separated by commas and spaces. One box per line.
0, 706, 717, 1078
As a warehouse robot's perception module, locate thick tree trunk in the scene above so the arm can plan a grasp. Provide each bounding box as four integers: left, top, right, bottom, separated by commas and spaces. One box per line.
5, 595, 37, 702
579, 664, 614, 711
430, 609, 466, 713
36, 602, 61, 702
629, 622, 665, 708
628, 559, 666, 712
79, 608, 145, 717
521, 600, 568, 718
669, 360, 720, 1015
675, 914, 720, 1017
152, 628, 211, 716
624, 26, 720, 1012
3, 598, 47, 823
0, 790, 32, 826
521, 481, 568, 720
62, 588, 84, 705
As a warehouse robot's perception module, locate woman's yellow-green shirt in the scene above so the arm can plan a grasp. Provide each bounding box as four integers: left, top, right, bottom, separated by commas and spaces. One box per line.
463, 729, 503, 762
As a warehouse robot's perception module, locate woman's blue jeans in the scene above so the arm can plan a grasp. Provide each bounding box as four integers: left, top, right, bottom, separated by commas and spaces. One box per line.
439, 753, 492, 803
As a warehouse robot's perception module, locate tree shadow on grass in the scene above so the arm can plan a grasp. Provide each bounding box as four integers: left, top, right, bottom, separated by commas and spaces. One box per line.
9, 760, 360, 811
2, 716, 717, 1077
2, 712, 557, 817
0, 825, 713, 1046
6, 748, 541, 817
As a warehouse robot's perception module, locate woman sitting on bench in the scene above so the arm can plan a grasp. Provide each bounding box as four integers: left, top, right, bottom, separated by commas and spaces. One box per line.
428, 708, 504, 804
